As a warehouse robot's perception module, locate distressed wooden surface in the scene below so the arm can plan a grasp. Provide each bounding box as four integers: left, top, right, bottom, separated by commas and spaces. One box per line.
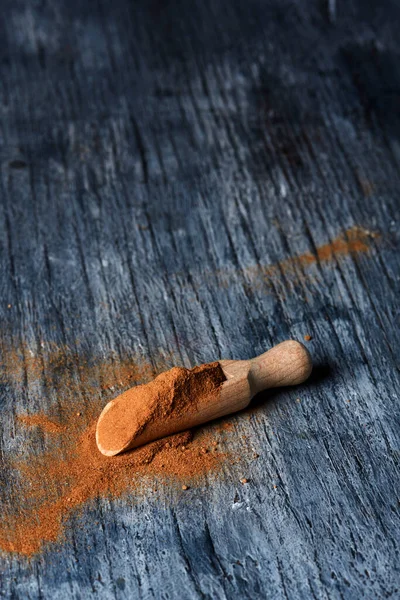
0, 0, 399, 598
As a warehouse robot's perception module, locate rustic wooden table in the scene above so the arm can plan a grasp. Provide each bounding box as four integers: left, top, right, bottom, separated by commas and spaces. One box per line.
0, 0, 399, 598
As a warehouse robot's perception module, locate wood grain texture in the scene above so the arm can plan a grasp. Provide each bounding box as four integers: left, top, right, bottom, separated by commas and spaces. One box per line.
0, 0, 399, 597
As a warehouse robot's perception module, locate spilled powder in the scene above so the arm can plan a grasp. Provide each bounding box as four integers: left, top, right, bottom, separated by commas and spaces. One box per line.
1, 418, 232, 557
0, 340, 157, 400
97, 362, 226, 454
17, 414, 65, 434
241, 226, 377, 286
298, 226, 372, 264
0, 351, 235, 557
179, 226, 379, 291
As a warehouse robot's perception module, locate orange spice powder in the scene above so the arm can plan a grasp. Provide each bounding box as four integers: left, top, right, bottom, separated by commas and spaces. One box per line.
96, 362, 226, 454
17, 414, 65, 434
1, 419, 229, 557
0, 347, 234, 557
185, 225, 379, 292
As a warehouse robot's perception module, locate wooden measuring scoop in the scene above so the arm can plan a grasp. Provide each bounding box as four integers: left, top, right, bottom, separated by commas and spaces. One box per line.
96, 340, 312, 456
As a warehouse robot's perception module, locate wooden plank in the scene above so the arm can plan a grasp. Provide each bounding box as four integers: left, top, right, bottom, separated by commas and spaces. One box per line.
0, 0, 399, 598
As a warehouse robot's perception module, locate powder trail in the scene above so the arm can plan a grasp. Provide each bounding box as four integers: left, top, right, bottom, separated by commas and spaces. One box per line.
181, 226, 379, 291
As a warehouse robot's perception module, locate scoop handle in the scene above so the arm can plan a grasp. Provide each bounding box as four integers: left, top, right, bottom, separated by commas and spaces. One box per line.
248, 340, 312, 396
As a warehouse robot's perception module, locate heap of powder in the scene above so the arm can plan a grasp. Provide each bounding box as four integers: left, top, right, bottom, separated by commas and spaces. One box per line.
1, 423, 233, 556
97, 362, 226, 454
0, 362, 234, 557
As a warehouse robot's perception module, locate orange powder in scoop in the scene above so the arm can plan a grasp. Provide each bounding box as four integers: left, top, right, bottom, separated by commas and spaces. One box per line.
97, 362, 226, 454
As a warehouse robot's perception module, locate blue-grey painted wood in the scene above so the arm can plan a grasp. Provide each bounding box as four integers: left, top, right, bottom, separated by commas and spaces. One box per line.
0, 0, 399, 598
